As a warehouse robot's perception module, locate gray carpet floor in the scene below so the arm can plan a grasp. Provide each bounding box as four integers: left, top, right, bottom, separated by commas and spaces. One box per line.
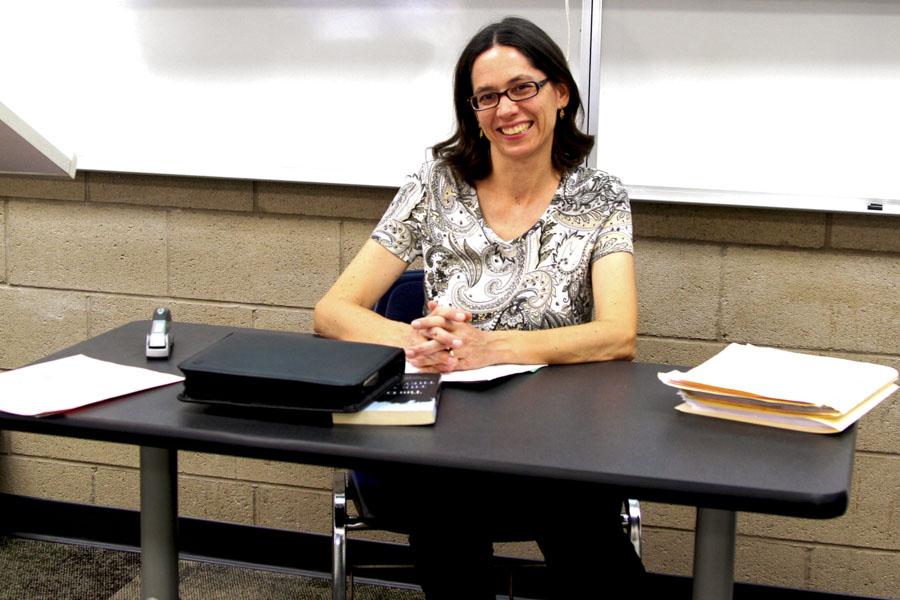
0, 536, 425, 600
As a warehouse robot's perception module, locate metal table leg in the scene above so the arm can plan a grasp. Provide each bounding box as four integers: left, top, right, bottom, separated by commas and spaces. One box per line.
692, 507, 736, 600
332, 471, 348, 600
140, 446, 179, 600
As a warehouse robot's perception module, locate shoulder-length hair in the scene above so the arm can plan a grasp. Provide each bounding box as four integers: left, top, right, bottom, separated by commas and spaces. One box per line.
432, 16, 594, 184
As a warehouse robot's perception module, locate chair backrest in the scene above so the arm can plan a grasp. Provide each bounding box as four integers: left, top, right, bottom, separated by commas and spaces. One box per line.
373, 270, 425, 324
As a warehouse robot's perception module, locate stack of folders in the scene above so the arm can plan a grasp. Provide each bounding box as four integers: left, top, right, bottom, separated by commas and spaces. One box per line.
658, 344, 898, 434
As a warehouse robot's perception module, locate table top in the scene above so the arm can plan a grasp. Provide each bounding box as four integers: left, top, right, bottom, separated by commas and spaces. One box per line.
0, 321, 856, 518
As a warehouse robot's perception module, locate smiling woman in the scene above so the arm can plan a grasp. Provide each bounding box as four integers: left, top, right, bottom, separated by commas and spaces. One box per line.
314, 15, 642, 600
470, 47, 566, 175
315, 16, 636, 372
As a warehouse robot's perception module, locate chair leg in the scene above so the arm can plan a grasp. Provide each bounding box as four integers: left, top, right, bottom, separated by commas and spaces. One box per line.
624, 498, 642, 558
333, 470, 348, 600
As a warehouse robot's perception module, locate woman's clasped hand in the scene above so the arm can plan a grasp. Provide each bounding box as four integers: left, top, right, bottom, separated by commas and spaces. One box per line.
405, 301, 488, 372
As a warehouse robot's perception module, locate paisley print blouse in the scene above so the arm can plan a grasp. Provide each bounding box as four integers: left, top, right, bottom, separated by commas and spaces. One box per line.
372, 160, 633, 331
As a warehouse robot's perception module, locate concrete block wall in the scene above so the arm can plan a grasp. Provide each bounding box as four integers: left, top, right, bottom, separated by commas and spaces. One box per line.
0, 172, 897, 597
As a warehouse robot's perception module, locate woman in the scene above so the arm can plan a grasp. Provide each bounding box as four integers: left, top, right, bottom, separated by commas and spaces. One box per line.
315, 16, 642, 599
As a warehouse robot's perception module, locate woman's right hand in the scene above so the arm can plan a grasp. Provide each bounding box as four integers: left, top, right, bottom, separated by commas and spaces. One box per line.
404, 302, 473, 372
404, 325, 460, 372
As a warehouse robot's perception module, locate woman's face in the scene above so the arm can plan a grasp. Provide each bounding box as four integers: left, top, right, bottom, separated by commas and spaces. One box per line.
470, 45, 568, 168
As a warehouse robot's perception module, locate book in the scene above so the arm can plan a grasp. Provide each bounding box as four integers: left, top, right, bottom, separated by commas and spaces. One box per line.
332, 373, 440, 426
332, 364, 543, 426
659, 343, 899, 434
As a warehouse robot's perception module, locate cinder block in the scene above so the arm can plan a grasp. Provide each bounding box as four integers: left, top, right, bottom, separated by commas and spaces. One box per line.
739, 454, 900, 550
0, 431, 10, 454
0, 205, 6, 283
735, 538, 809, 589
96, 469, 262, 522
0, 455, 93, 502
88, 172, 252, 211
8, 433, 137, 467
88, 295, 254, 337
634, 239, 722, 339
831, 213, 900, 253
255, 485, 332, 534
178, 475, 255, 525
635, 338, 726, 368
168, 212, 340, 308
632, 203, 826, 248
721, 247, 900, 354
178, 453, 330, 489
494, 541, 542, 561
93, 466, 140, 510
350, 529, 408, 546
7, 201, 167, 295
0, 287, 88, 368
855, 388, 899, 454
796, 351, 899, 454
808, 545, 900, 598
0, 172, 86, 201
252, 307, 315, 333
257, 181, 393, 220
640, 527, 693, 577
641, 502, 696, 530
341, 220, 379, 270
646, 529, 811, 589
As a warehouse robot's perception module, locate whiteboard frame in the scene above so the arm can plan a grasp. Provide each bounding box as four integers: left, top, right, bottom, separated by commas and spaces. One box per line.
0, 100, 76, 178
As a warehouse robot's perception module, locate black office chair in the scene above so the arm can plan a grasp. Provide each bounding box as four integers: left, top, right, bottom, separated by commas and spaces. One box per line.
331, 269, 642, 600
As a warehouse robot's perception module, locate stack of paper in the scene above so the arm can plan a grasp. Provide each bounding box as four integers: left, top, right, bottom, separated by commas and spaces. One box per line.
658, 344, 898, 434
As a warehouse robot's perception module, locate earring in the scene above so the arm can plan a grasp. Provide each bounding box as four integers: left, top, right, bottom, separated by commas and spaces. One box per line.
559, 108, 565, 120
479, 128, 484, 139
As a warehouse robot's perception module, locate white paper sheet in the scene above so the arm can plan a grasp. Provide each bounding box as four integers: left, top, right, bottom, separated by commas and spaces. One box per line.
0, 354, 185, 417
405, 361, 545, 383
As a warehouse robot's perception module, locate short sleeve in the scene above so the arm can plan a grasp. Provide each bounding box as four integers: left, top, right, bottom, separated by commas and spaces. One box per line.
591, 175, 634, 261
371, 166, 429, 264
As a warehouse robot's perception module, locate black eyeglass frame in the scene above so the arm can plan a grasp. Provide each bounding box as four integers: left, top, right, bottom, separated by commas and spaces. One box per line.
468, 79, 550, 111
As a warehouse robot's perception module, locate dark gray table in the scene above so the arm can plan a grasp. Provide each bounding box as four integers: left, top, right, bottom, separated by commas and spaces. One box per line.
0, 321, 856, 600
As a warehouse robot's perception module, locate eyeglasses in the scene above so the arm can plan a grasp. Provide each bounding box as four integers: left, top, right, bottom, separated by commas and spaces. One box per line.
468, 79, 550, 111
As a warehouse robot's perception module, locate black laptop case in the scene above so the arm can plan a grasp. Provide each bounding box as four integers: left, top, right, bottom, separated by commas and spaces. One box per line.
178, 330, 405, 412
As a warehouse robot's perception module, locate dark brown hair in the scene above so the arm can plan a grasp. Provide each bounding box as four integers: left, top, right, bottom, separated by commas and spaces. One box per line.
432, 16, 594, 184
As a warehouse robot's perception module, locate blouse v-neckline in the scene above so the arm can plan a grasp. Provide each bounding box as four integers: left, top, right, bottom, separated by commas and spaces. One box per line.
466, 174, 566, 245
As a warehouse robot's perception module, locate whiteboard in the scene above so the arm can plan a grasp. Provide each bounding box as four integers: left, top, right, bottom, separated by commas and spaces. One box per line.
591, 0, 900, 214
0, 0, 585, 188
